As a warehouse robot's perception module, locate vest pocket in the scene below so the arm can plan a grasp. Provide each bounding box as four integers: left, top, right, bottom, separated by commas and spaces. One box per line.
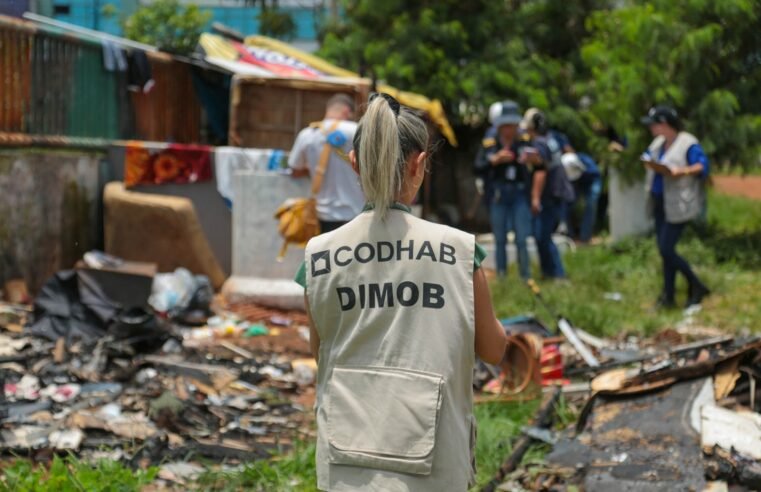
326, 366, 444, 475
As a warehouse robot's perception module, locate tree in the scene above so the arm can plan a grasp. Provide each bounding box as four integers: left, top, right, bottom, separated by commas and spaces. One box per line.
124, 0, 211, 56
253, 0, 296, 40
581, 0, 761, 169
319, 1, 607, 140
320, 0, 761, 170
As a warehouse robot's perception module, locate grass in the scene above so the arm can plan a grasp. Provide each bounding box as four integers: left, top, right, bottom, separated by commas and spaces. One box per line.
2, 190, 758, 491
490, 190, 761, 338
195, 441, 317, 491
0, 455, 157, 492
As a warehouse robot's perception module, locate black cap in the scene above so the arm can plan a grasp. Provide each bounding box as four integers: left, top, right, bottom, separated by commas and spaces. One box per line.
641, 105, 681, 129
493, 100, 523, 128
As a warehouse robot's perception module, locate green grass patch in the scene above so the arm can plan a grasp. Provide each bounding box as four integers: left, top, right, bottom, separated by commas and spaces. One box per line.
490, 190, 761, 337
0, 455, 157, 492
472, 398, 540, 488
195, 441, 317, 491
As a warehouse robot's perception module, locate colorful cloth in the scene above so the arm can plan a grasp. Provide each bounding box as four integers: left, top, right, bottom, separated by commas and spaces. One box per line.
124, 142, 212, 187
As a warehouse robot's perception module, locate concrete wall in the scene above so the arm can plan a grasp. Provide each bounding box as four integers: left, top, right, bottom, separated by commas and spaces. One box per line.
222, 171, 309, 310
608, 167, 652, 242
0, 148, 104, 293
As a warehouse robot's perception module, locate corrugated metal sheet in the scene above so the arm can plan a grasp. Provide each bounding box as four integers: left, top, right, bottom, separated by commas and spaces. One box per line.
0, 131, 110, 148
0, 21, 32, 132
132, 52, 201, 143
0, 14, 204, 144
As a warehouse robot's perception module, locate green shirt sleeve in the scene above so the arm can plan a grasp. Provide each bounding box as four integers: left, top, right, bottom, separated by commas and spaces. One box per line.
294, 261, 307, 288
474, 242, 487, 270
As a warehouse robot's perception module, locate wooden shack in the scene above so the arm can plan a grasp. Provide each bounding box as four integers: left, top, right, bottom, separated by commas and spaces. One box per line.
228, 76, 370, 150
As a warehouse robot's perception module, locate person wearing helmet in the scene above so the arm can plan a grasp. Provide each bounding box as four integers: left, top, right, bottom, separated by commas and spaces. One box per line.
641, 105, 710, 308
521, 108, 575, 279
549, 131, 603, 243
474, 101, 543, 279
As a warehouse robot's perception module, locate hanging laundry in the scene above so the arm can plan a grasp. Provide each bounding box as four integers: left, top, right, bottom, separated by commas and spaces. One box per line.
102, 40, 127, 73
214, 147, 285, 207
127, 49, 155, 94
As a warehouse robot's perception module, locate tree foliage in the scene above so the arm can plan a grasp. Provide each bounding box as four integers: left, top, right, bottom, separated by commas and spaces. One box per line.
255, 0, 296, 40
582, 0, 761, 168
124, 0, 211, 56
320, 0, 761, 169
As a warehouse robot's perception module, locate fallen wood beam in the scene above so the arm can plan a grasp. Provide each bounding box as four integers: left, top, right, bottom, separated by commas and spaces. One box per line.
480, 387, 561, 492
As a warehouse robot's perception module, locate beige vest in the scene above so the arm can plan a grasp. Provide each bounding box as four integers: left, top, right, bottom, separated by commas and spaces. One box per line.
646, 132, 705, 223
305, 208, 477, 492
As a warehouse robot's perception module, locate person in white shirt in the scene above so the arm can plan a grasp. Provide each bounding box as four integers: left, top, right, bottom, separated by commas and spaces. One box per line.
288, 94, 365, 232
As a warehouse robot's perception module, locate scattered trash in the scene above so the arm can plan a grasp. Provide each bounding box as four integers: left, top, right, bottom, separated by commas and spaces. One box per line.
0, 265, 314, 469
244, 324, 269, 337
49, 428, 85, 450
603, 292, 623, 301
291, 358, 317, 386
159, 462, 206, 484
3, 279, 30, 304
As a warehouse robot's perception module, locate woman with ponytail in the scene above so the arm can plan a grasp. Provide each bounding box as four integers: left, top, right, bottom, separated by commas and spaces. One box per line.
294, 93, 507, 491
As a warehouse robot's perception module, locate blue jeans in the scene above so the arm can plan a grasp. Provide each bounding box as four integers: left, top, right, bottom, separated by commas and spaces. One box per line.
567, 175, 602, 242
489, 182, 531, 279
653, 194, 703, 299
534, 198, 566, 278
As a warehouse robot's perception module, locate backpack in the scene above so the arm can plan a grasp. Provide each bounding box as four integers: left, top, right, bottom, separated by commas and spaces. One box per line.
274, 120, 341, 260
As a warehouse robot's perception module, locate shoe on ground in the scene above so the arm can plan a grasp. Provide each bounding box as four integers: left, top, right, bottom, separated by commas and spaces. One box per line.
686, 284, 711, 308
656, 293, 676, 310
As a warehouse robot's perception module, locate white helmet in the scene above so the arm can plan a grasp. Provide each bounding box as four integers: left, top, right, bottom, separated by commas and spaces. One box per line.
488, 102, 503, 125
561, 152, 586, 181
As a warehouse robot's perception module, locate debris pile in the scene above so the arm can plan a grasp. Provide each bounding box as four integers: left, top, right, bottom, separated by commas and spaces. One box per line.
0, 263, 315, 483
488, 331, 761, 491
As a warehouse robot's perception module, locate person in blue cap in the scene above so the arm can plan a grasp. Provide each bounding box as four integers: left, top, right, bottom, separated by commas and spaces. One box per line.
474, 101, 544, 279
641, 105, 710, 308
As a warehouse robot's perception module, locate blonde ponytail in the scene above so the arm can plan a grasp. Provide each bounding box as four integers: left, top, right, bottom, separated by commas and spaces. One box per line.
353, 94, 429, 217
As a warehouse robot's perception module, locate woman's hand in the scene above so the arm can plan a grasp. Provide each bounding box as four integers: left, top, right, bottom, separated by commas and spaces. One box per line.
489, 149, 515, 166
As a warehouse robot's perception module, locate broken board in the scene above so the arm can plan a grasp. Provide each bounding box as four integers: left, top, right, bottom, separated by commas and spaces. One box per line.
701, 404, 761, 460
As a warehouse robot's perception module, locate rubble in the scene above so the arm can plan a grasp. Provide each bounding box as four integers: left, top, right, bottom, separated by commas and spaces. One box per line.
479, 319, 761, 491
0, 260, 315, 475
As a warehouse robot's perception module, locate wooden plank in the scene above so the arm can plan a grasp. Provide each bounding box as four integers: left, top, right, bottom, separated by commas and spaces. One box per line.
701, 404, 761, 460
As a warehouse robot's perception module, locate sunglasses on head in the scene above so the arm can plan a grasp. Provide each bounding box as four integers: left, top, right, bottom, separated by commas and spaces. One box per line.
370, 92, 401, 116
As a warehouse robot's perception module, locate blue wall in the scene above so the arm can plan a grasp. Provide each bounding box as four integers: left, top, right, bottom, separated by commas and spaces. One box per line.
48, 0, 327, 40
0, 0, 31, 17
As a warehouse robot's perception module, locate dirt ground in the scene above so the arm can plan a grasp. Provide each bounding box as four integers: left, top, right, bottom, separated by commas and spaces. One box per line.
712, 175, 761, 201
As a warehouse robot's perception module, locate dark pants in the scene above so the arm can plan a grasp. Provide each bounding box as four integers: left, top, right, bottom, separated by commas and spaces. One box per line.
567, 175, 602, 242
653, 194, 704, 300
319, 220, 347, 233
534, 198, 566, 279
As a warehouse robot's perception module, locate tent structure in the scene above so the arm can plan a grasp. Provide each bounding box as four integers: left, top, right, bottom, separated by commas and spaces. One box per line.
198, 33, 457, 146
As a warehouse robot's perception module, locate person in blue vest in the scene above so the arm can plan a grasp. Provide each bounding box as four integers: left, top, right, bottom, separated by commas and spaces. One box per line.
474, 101, 544, 279
641, 105, 710, 308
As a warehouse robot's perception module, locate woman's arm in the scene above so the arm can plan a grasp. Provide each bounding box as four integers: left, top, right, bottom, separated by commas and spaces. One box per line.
305, 294, 320, 363
474, 268, 508, 365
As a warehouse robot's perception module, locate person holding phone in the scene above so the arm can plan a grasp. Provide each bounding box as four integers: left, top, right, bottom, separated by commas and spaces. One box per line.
641, 105, 710, 308
474, 101, 542, 279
